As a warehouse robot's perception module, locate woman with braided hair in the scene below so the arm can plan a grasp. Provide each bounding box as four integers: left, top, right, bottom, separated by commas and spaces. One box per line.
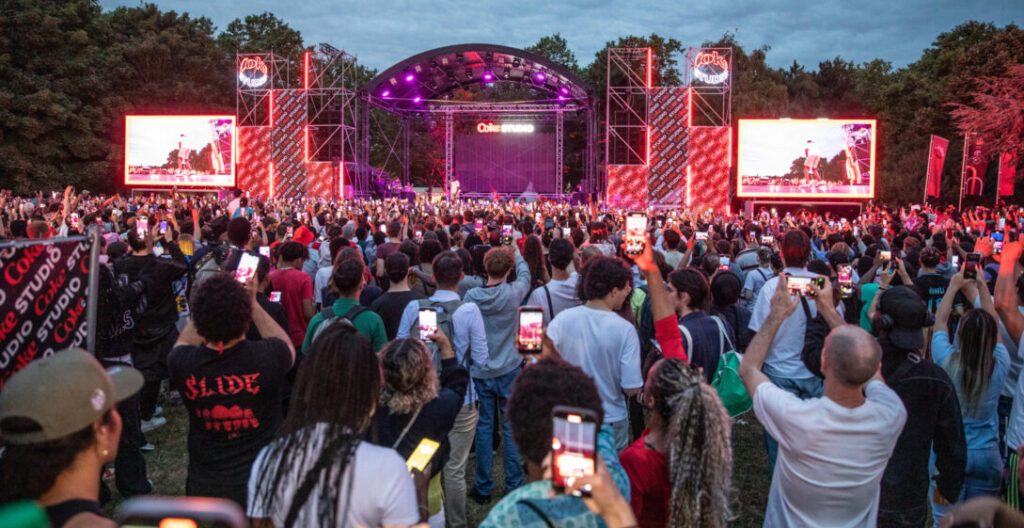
246, 323, 419, 527
619, 357, 733, 528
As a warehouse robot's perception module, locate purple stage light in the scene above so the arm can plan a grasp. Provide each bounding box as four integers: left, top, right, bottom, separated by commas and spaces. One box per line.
483, 71, 494, 81
535, 72, 546, 81
382, 90, 391, 98
413, 96, 422, 103
560, 86, 570, 95
405, 73, 415, 82
558, 95, 566, 101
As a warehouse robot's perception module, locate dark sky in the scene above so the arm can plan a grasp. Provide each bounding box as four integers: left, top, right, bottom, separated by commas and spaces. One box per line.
98, 0, 1020, 73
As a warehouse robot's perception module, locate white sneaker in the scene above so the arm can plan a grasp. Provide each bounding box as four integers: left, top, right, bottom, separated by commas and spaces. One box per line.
153, 406, 164, 417
141, 416, 167, 433
140, 442, 156, 452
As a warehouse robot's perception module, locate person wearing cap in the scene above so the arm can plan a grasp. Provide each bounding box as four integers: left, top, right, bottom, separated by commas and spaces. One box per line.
867, 278, 966, 527
0, 349, 144, 528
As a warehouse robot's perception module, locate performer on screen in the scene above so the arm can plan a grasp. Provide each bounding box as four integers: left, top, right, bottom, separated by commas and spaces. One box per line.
803, 140, 821, 185
449, 176, 461, 201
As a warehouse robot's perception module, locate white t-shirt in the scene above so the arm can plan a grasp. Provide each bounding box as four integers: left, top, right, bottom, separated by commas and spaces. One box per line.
755, 381, 907, 528
546, 305, 642, 423
526, 273, 582, 325
1006, 336, 1024, 450
247, 425, 418, 527
748, 268, 820, 379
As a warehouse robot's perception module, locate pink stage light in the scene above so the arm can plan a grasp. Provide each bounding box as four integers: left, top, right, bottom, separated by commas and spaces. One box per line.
535, 72, 546, 82
483, 71, 494, 81
382, 90, 390, 98
560, 86, 570, 95
405, 73, 415, 82
413, 96, 422, 103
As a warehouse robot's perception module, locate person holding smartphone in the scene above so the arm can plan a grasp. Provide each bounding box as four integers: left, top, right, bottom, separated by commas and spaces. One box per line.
370, 331, 469, 523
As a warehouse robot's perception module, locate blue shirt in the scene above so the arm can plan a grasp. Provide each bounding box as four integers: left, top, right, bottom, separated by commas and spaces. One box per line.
932, 330, 1009, 450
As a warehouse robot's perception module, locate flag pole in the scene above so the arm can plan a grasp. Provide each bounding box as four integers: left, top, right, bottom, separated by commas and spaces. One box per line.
958, 134, 968, 211
923, 134, 934, 204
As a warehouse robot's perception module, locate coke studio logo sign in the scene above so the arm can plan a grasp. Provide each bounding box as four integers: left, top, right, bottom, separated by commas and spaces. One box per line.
693, 51, 729, 84
238, 57, 269, 88
476, 122, 535, 134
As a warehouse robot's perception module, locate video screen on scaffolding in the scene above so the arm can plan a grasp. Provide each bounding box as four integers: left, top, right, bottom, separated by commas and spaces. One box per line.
125, 115, 236, 187
737, 119, 876, 199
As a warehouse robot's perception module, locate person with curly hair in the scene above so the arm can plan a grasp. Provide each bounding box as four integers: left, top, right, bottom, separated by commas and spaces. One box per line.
620, 358, 733, 528
168, 272, 295, 507
369, 331, 469, 523
481, 357, 634, 528
547, 255, 642, 450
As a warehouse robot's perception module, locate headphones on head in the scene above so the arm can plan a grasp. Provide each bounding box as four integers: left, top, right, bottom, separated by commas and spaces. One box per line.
870, 286, 934, 334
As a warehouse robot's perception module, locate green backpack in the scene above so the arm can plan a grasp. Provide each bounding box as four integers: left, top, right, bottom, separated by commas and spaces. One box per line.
677, 316, 751, 417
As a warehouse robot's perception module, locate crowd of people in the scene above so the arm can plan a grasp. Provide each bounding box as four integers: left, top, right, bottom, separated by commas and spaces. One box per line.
3, 186, 1024, 527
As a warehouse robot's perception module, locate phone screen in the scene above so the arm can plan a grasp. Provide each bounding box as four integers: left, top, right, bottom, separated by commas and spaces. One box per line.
269, 291, 281, 302
880, 250, 892, 261
951, 255, 960, 269
787, 276, 814, 296
999, 218, 1006, 230
518, 307, 544, 353
696, 231, 708, 241
625, 213, 647, 255
159, 221, 168, 234
838, 264, 853, 298
136, 217, 148, 237
475, 220, 483, 231
419, 309, 438, 340
562, 227, 571, 238
502, 224, 513, 244
406, 438, 441, 473
552, 406, 597, 494
235, 253, 259, 284
415, 230, 423, 241
258, 246, 270, 258
964, 253, 980, 279
760, 235, 774, 245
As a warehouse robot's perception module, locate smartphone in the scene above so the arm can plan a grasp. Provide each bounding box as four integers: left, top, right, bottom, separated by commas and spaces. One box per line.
993, 232, 1005, 254
551, 405, 598, 495
418, 308, 438, 341
951, 255, 960, 269
258, 246, 270, 258
136, 217, 148, 237
696, 231, 708, 241
286, 226, 294, 239
838, 264, 853, 299
159, 221, 167, 234
879, 250, 892, 262
379, 223, 387, 233
269, 291, 281, 303
518, 306, 544, 353
115, 496, 246, 528
964, 252, 981, 280
624, 213, 647, 255
562, 227, 571, 238
502, 224, 513, 245
475, 219, 484, 232
853, 226, 859, 236
787, 276, 825, 296
235, 253, 259, 284
760, 235, 774, 245
999, 217, 1006, 230
406, 437, 441, 473
415, 230, 423, 242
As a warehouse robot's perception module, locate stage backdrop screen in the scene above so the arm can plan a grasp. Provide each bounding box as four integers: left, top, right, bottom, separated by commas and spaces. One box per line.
125, 115, 236, 187
456, 128, 555, 195
737, 119, 876, 199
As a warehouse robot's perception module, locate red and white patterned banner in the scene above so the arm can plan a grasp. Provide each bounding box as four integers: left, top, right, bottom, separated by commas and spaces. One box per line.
607, 165, 649, 210
272, 91, 307, 200
307, 162, 335, 199
687, 127, 730, 211
237, 127, 271, 198
648, 88, 690, 205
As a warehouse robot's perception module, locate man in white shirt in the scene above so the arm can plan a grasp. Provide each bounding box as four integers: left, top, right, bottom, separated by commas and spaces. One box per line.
749, 228, 832, 467
546, 256, 643, 450
740, 275, 907, 528
395, 251, 488, 528
526, 238, 581, 325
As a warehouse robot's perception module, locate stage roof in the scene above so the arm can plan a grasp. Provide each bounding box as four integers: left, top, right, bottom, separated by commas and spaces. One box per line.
363, 43, 594, 110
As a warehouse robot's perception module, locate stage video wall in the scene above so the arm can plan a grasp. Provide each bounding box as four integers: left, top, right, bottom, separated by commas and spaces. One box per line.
456, 123, 555, 195
125, 116, 236, 187
737, 119, 875, 199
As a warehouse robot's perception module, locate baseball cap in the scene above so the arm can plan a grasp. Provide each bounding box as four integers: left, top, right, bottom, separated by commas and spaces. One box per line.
293, 225, 315, 245
0, 349, 143, 445
878, 286, 927, 350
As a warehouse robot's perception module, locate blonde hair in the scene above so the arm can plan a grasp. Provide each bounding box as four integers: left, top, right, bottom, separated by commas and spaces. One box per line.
378, 339, 439, 414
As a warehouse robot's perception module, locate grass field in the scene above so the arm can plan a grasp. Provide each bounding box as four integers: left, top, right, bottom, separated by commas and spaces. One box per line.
106, 403, 772, 526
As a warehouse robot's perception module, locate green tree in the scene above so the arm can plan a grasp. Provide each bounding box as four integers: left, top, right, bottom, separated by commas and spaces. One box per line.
525, 33, 581, 76
0, 0, 110, 193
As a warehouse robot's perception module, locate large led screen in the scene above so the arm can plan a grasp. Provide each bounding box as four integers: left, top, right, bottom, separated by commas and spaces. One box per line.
125, 116, 236, 187
737, 119, 876, 198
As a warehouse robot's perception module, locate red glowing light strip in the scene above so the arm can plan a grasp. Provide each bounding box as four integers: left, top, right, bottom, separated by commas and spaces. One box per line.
687, 88, 692, 128
304, 52, 309, 91
123, 115, 236, 188
646, 48, 652, 88
735, 118, 877, 199
646, 125, 651, 166
268, 162, 275, 199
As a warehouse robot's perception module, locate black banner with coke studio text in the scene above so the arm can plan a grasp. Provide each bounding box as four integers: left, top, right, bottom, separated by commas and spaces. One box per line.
0, 237, 91, 390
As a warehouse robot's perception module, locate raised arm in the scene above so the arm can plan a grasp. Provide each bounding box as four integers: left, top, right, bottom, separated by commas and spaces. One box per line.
934, 272, 966, 335
995, 241, 1024, 350
740, 275, 798, 396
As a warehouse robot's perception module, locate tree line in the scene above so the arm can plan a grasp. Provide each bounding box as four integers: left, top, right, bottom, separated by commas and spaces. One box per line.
1, 1, 1020, 205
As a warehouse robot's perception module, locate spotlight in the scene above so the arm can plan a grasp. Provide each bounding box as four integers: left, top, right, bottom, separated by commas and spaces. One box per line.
413, 96, 422, 103
483, 71, 494, 82
382, 90, 390, 98
405, 73, 415, 83
534, 71, 546, 82
560, 86, 570, 95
